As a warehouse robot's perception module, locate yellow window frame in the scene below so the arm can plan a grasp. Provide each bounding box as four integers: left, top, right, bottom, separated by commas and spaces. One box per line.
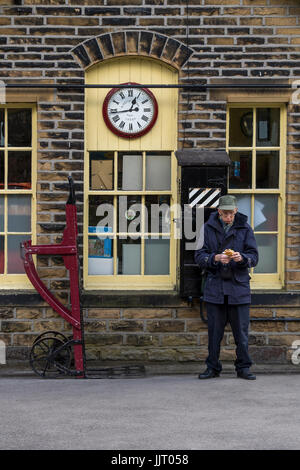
0, 103, 37, 289
226, 103, 287, 289
84, 150, 178, 290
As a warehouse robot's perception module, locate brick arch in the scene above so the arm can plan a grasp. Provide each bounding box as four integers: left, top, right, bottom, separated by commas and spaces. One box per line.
70, 30, 194, 70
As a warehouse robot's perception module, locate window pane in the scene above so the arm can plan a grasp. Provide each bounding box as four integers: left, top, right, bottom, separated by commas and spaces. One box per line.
229, 151, 252, 189
90, 151, 114, 190
88, 232, 114, 275
7, 234, 29, 274
256, 151, 279, 189
0, 110, 4, 147
8, 109, 32, 147
117, 195, 141, 234
254, 195, 278, 231
89, 195, 114, 231
7, 195, 31, 232
0, 150, 4, 188
0, 235, 4, 274
118, 153, 142, 190
256, 108, 280, 147
145, 238, 170, 275
229, 108, 253, 147
146, 154, 171, 190
117, 237, 141, 275
8, 151, 31, 190
235, 194, 251, 224
254, 234, 277, 273
145, 195, 170, 233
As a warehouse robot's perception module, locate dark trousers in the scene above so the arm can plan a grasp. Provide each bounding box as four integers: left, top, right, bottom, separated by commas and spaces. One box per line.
205, 297, 252, 372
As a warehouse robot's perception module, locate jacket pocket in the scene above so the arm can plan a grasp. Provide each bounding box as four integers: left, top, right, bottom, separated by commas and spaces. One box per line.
234, 270, 251, 283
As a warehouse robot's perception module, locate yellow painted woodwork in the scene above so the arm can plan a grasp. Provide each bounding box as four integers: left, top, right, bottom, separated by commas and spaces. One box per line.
0, 104, 37, 289
226, 103, 286, 289
86, 57, 178, 152
84, 57, 178, 290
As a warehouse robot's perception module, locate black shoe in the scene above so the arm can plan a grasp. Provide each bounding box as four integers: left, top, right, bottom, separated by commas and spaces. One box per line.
198, 368, 220, 379
237, 369, 256, 380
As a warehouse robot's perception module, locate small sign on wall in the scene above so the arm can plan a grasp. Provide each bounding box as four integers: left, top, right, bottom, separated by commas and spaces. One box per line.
189, 188, 221, 209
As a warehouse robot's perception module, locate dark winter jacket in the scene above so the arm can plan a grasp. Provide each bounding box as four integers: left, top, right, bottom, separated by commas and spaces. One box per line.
194, 211, 259, 305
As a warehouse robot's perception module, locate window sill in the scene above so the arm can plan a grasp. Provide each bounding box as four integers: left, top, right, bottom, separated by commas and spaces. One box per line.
81, 290, 185, 307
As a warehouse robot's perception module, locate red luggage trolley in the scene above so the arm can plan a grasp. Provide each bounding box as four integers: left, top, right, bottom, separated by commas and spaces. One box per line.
21, 177, 145, 379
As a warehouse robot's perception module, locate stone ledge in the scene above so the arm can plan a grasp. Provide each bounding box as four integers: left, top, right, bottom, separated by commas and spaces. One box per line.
0, 289, 299, 308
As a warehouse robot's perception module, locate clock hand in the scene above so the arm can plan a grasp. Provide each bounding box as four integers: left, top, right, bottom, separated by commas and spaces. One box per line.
111, 107, 139, 113
128, 96, 139, 110
110, 96, 138, 114
128, 97, 138, 112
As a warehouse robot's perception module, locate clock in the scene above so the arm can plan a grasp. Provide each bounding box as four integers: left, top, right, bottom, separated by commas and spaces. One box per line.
102, 83, 158, 138
240, 111, 253, 137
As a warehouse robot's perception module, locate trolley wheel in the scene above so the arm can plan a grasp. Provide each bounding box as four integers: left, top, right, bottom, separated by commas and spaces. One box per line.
30, 336, 72, 378
33, 330, 69, 346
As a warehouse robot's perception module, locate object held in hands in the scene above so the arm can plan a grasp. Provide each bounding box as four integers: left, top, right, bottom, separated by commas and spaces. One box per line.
223, 249, 234, 258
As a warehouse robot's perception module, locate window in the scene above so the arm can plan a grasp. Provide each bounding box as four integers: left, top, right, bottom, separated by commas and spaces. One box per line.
1, 0, 23, 4
84, 57, 178, 290
87, 151, 176, 288
227, 104, 286, 288
0, 105, 36, 288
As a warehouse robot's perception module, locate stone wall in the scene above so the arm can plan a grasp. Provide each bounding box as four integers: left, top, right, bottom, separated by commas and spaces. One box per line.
0, 0, 300, 369
1, 303, 300, 370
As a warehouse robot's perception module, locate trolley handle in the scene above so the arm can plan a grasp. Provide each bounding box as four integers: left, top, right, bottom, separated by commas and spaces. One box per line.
67, 176, 76, 205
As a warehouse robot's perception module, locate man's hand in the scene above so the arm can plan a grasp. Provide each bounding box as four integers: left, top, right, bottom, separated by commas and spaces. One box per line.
215, 252, 243, 264
214, 253, 231, 264
231, 251, 243, 262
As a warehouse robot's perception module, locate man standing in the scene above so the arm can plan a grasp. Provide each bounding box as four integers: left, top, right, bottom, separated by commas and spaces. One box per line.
195, 195, 259, 380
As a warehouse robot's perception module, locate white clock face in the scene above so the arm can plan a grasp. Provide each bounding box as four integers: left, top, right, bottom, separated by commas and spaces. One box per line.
103, 85, 158, 138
